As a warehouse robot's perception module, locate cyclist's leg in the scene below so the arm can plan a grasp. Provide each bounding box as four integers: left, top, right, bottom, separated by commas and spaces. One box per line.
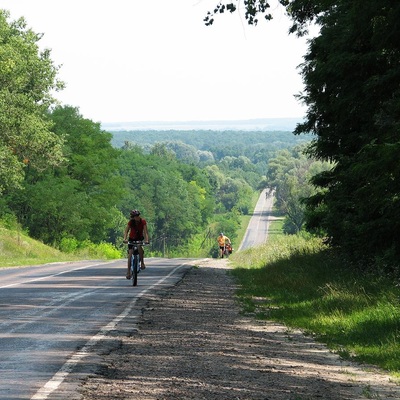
139, 246, 146, 269
126, 247, 133, 278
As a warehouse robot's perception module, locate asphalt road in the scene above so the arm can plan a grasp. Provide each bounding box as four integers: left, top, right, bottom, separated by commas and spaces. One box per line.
0, 258, 194, 399
238, 189, 274, 251
0, 191, 274, 399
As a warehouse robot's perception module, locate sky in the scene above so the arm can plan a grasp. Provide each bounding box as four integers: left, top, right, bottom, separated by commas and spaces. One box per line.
1, 0, 312, 125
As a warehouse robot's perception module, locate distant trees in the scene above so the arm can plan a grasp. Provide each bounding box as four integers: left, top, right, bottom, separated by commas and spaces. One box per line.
266, 145, 331, 234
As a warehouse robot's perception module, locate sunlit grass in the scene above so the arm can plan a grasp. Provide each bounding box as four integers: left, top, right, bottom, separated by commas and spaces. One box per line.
0, 225, 120, 268
230, 234, 400, 373
0, 227, 78, 267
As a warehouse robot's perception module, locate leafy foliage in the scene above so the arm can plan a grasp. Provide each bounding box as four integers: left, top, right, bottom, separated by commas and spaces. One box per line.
0, 11, 64, 194
266, 144, 331, 233
111, 129, 308, 181
117, 145, 216, 252
204, 1, 272, 26
292, 1, 400, 265
5, 106, 124, 245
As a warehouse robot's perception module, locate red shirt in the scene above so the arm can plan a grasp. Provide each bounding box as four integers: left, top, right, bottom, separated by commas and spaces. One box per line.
128, 218, 147, 240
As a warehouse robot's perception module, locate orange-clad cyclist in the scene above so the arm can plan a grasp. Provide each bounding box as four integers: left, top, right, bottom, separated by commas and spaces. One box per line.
217, 232, 231, 258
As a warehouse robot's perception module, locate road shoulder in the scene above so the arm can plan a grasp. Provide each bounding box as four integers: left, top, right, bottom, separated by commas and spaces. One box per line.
77, 258, 400, 400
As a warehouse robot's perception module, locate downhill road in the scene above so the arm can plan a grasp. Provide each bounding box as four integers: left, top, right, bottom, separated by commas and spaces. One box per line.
0, 190, 273, 399
0, 258, 193, 399
238, 189, 274, 251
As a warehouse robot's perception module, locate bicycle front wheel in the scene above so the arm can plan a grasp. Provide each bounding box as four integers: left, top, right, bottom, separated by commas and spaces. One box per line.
132, 254, 139, 286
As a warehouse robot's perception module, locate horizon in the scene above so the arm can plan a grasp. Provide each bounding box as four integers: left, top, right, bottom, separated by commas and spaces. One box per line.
101, 117, 303, 132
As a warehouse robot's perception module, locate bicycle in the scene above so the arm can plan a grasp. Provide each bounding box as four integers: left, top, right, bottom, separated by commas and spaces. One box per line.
222, 243, 233, 258
127, 240, 148, 286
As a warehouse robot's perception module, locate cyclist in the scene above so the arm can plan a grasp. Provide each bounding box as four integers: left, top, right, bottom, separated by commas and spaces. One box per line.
217, 232, 231, 258
123, 209, 149, 279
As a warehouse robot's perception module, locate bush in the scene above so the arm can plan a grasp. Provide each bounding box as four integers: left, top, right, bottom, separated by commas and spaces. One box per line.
0, 213, 20, 230
59, 237, 79, 253
59, 238, 122, 259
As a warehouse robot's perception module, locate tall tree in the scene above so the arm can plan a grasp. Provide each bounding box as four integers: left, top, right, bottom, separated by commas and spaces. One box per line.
210, 1, 400, 266
0, 10, 64, 194
293, 1, 400, 262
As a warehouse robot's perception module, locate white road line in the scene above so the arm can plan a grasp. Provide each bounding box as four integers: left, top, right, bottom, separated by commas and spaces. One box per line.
0, 261, 115, 289
30, 262, 190, 400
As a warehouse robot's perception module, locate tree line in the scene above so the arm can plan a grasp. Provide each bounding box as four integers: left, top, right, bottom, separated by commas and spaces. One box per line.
112, 129, 309, 177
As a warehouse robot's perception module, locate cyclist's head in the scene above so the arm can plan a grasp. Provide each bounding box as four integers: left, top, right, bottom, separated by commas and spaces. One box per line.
130, 209, 140, 218
220, 232, 224, 236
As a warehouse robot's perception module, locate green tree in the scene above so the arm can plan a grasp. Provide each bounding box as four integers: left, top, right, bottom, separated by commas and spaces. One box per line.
210, 1, 400, 266
9, 106, 124, 244
292, 1, 400, 262
0, 10, 64, 194
118, 145, 215, 252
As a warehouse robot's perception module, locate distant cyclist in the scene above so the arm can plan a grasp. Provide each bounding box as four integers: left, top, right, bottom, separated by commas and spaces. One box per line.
217, 232, 231, 258
123, 209, 149, 279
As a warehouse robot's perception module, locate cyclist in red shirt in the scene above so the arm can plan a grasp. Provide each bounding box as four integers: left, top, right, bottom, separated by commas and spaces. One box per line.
123, 209, 149, 279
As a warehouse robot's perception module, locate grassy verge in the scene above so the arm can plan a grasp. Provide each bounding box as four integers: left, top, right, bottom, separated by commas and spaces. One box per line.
0, 226, 122, 268
230, 234, 400, 376
266, 207, 284, 242
0, 227, 78, 267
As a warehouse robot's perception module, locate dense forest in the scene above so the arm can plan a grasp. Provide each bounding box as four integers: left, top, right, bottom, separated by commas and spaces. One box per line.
111, 129, 308, 154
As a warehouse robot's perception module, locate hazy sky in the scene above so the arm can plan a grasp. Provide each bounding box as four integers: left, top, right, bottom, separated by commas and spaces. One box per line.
1, 0, 312, 124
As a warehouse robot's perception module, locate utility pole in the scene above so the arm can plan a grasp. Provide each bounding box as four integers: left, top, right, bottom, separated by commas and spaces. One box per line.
163, 235, 166, 258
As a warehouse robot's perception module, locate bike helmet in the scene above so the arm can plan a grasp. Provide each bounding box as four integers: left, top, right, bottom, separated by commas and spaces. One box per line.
130, 209, 140, 217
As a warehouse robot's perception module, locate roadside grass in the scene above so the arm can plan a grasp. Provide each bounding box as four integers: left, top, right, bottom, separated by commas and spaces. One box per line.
230, 234, 400, 374
267, 213, 285, 242
0, 226, 78, 267
0, 225, 123, 268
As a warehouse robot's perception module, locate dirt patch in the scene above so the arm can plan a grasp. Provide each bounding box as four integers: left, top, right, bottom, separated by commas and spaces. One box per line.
78, 258, 399, 399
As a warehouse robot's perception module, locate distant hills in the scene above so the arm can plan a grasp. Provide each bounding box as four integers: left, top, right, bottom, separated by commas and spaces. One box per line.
101, 117, 303, 132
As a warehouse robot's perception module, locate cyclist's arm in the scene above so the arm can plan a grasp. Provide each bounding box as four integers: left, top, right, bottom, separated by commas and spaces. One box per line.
143, 224, 149, 243
123, 224, 130, 242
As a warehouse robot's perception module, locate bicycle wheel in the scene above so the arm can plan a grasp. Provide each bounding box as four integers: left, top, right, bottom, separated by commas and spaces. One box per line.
132, 253, 139, 286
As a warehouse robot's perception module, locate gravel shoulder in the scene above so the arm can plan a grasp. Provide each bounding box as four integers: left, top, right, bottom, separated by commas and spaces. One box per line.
78, 258, 400, 400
